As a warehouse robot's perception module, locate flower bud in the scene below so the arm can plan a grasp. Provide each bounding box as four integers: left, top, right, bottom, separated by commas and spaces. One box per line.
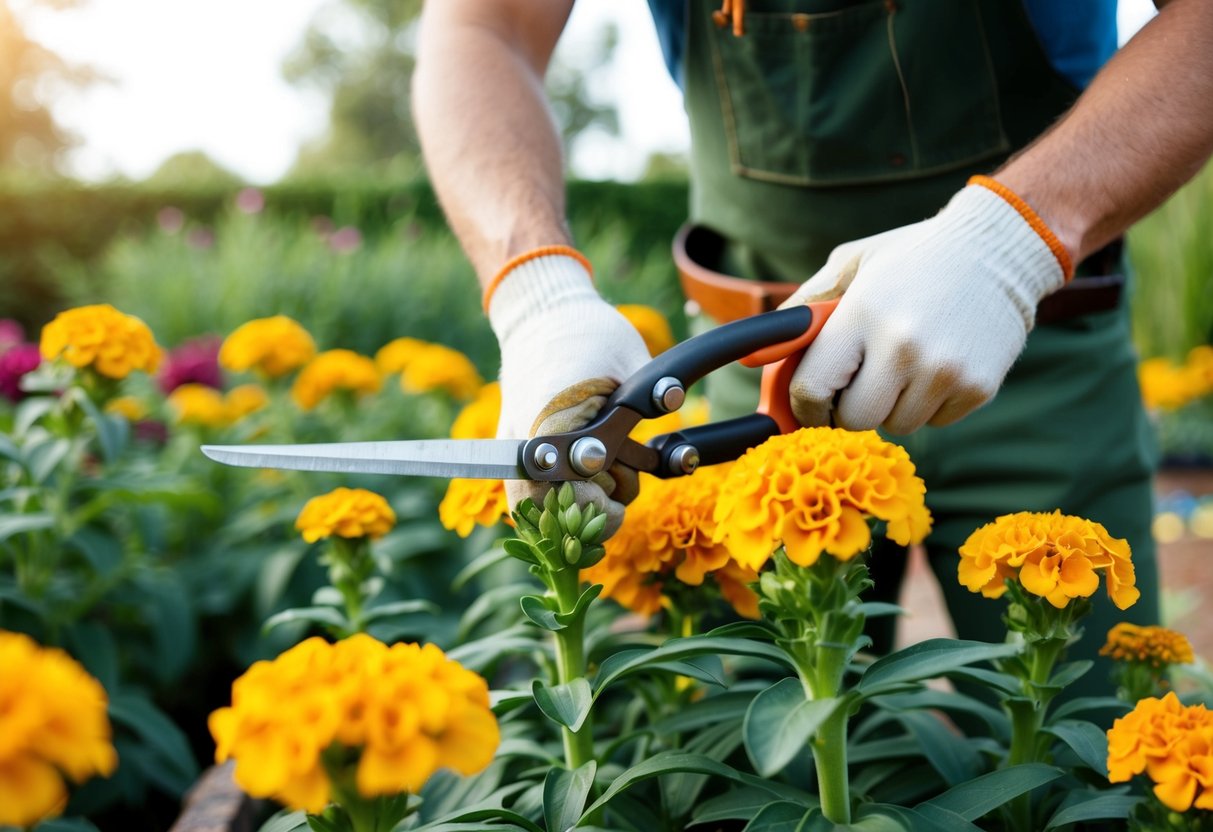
543, 487, 560, 515
562, 504, 583, 537
539, 510, 561, 543
563, 537, 583, 565
579, 513, 607, 545
557, 482, 575, 510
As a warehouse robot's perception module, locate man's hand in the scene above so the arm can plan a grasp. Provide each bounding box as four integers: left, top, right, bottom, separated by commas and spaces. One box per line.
781, 183, 1068, 435
489, 252, 651, 535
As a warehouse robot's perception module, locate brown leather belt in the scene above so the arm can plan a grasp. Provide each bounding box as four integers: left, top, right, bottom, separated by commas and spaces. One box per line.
673, 223, 1126, 326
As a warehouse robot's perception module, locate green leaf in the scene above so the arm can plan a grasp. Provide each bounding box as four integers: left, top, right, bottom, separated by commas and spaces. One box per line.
66, 527, 123, 576
108, 691, 200, 795
1044, 719, 1109, 776
14, 396, 56, 436
858, 639, 1022, 695
870, 689, 1008, 737
894, 711, 982, 786
262, 605, 349, 634
532, 677, 593, 732
519, 595, 563, 631
855, 601, 906, 618
27, 437, 72, 484
555, 583, 602, 627
650, 691, 755, 736
359, 599, 438, 623
744, 678, 841, 777
257, 810, 309, 832
34, 819, 103, 832
693, 786, 784, 824
453, 543, 513, 588
305, 815, 343, 832
0, 512, 56, 544
1045, 793, 1142, 829
73, 391, 128, 464
543, 762, 596, 832
945, 666, 1022, 697
446, 625, 542, 673
742, 801, 811, 831
906, 803, 984, 832
594, 634, 792, 695
651, 654, 728, 688
1050, 696, 1131, 722
918, 763, 1064, 821
1046, 660, 1093, 690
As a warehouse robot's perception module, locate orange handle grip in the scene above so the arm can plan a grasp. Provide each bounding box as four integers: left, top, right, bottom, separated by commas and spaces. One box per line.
747, 297, 841, 434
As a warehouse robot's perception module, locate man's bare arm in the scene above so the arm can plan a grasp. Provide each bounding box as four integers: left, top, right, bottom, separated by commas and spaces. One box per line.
413, 0, 575, 286
998, 0, 1213, 263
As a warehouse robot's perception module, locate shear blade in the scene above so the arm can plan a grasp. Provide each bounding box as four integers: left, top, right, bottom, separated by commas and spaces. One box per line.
200, 439, 528, 479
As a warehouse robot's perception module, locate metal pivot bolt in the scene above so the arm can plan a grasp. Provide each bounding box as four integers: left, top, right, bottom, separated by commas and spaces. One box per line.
569, 437, 608, 477
532, 443, 559, 471
668, 443, 700, 476
651, 376, 686, 413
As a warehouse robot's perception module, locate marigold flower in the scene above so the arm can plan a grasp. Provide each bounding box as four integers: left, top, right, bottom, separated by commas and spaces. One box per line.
1107, 691, 1213, 812
1138, 355, 1213, 411
40, 304, 161, 380
711, 428, 931, 572
617, 304, 675, 356
374, 337, 429, 376
450, 382, 501, 440
105, 396, 148, 422
225, 383, 269, 421
219, 316, 316, 377
958, 511, 1139, 610
439, 478, 509, 538
1101, 623, 1195, 669
0, 631, 118, 828
168, 383, 230, 428
583, 465, 760, 618
400, 343, 482, 400
208, 634, 499, 812
291, 349, 382, 410
296, 487, 396, 543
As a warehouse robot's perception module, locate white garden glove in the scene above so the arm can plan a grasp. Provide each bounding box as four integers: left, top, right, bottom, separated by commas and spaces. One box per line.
488, 251, 651, 535
781, 181, 1071, 435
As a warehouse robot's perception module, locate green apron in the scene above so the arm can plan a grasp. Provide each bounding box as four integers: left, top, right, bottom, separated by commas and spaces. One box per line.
682, 0, 1160, 699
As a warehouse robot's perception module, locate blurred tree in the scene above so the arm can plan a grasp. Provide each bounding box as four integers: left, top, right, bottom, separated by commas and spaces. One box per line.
641, 151, 690, 181
0, 0, 93, 174
146, 150, 243, 189
282, 0, 620, 180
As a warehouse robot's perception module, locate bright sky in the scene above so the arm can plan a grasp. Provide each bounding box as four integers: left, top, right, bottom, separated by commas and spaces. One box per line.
20, 0, 1157, 184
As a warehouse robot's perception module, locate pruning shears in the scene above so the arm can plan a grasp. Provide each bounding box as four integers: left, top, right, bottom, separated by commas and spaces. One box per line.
201, 299, 840, 481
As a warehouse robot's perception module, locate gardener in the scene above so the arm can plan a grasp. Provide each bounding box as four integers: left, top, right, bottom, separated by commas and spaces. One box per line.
412, 0, 1213, 689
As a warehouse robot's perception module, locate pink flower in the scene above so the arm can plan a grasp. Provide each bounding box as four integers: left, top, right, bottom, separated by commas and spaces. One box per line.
158, 335, 224, 394
328, 226, 362, 254
235, 188, 265, 215
0, 319, 24, 352
0, 344, 42, 402
186, 228, 215, 249
158, 207, 185, 234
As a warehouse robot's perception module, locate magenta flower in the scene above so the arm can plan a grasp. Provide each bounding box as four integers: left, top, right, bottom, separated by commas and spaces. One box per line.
0, 344, 42, 402
0, 319, 24, 352
235, 188, 265, 215
328, 226, 362, 254
158, 335, 223, 394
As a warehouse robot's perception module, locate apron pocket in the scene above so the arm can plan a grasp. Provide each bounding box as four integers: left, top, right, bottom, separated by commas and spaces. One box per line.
708, 0, 1011, 186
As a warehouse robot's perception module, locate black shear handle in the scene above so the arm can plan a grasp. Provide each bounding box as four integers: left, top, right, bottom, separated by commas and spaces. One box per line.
606, 305, 814, 418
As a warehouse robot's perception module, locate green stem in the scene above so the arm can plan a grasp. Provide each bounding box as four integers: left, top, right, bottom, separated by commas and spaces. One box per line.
551, 566, 594, 771
811, 709, 852, 825
1006, 638, 1063, 831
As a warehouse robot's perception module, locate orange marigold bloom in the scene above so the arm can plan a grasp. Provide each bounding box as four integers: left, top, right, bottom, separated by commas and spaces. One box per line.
168, 383, 229, 427
219, 316, 316, 377
374, 337, 429, 376
711, 428, 931, 572
1138, 355, 1213, 411
1101, 623, 1195, 669
291, 349, 382, 410
296, 487, 396, 543
450, 382, 501, 440
1107, 691, 1213, 812
209, 634, 499, 813
439, 478, 509, 538
583, 465, 760, 618
958, 511, 1139, 610
400, 343, 482, 400
39, 303, 161, 380
0, 631, 118, 828
617, 304, 675, 356
225, 383, 269, 421
105, 396, 147, 421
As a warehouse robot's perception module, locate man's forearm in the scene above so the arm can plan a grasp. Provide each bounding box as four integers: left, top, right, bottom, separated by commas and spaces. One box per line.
413, 0, 575, 286
997, 0, 1213, 263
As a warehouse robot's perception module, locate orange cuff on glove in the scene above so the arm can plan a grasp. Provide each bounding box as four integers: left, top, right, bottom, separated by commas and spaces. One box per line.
968, 175, 1074, 283
482, 245, 594, 312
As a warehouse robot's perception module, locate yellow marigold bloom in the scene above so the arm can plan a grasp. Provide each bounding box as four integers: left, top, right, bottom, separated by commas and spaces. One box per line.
39, 303, 161, 380
225, 383, 269, 421
1107, 691, 1213, 812
450, 382, 501, 440
617, 304, 675, 356
219, 316, 316, 377
401, 343, 483, 400
291, 349, 382, 410
374, 337, 429, 375
1101, 623, 1195, 669
439, 478, 509, 538
711, 428, 931, 572
296, 487, 396, 543
1138, 356, 1211, 411
583, 465, 760, 618
0, 631, 118, 828
209, 634, 499, 813
958, 510, 1140, 610
168, 383, 230, 427
629, 397, 710, 446
105, 395, 147, 421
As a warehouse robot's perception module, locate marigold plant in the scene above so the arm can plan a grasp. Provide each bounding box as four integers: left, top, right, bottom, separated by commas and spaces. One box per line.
1139, 346, 1213, 411
958, 510, 1139, 610
374, 336, 429, 376
224, 383, 269, 421
296, 487, 397, 543
712, 427, 931, 570
583, 465, 759, 618
291, 349, 382, 410
219, 315, 316, 377
1107, 691, 1213, 812
449, 382, 501, 440
1102, 623, 1195, 669
440, 478, 509, 538
168, 382, 230, 428
105, 395, 148, 421
208, 634, 499, 813
0, 631, 118, 828
39, 303, 161, 380
617, 303, 675, 356
400, 343, 482, 399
